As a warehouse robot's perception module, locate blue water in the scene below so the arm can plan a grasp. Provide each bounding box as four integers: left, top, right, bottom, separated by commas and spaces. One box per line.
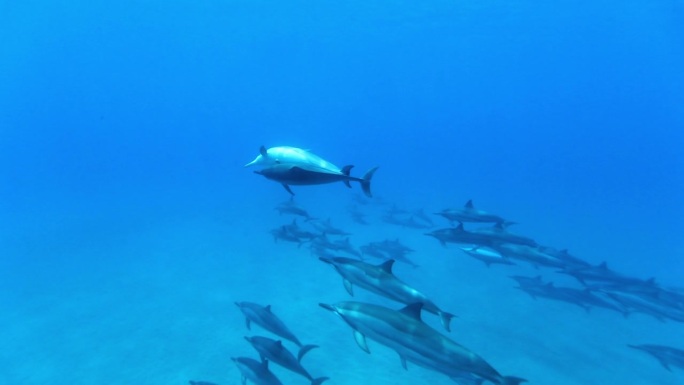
1, 1, 683, 384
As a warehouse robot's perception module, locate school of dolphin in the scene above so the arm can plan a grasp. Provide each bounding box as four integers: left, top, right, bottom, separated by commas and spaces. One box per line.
189, 145, 683, 385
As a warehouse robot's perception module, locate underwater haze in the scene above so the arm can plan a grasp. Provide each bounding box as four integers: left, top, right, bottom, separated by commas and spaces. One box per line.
1, 1, 683, 385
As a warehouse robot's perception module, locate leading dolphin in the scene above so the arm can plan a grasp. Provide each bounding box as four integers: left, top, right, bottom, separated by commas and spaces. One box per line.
245, 146, 339, 170
319, 301, 526, 385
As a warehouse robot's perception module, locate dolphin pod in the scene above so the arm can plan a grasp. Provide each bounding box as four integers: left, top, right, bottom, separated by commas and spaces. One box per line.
246, 146, 379, 197
320, 301, 526, 385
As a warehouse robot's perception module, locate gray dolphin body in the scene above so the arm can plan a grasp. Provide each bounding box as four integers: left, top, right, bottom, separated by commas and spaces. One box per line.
491, 243, 565, 269
254, 163, 378, 197
469, 223, 538, 247
235, 302, 303, 346
320, 301, 526, 385
435, 200, 511, 225
628, 344, 684, 372
319, 257, 455, 331
232, 357, 282, 385
244, 336, 328, 385
275, 202, 315, 220
425, 225, 494, 247
459, 246, 516, 268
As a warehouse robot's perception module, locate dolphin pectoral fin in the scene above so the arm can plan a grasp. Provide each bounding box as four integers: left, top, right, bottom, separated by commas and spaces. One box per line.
657, 357, 672, 371
343, 279, 354, 296
245, 318, 251, 330
501, 376, 527, 385
282, 184, 295, 196
341, 165, 354, 188
399, 354, 408, 370
311, 377, 330, 385
439, 311, 456, 332
259, 145, 268, 156
354, 331, 370, 353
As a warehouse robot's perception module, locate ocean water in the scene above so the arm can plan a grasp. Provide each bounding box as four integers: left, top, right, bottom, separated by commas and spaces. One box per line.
1, 1, 683, 384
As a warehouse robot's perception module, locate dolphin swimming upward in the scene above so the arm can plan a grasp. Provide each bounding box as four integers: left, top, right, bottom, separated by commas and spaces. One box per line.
320, 301, 526, 385
247, 146, 379, 197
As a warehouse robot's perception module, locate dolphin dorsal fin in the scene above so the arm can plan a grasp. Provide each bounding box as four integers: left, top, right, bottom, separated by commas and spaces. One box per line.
262, 359, 269, 369
456, 222, 464, 231
465, 199, 474, 208
599, 261, 608, 269
341, 165, 354, 176
260, 145, 268, 156
379, 259, 395, 273
494, 222, 504, 230
265, 305, 272, 312
275, 340, 283, 348
399, 303, 424, 321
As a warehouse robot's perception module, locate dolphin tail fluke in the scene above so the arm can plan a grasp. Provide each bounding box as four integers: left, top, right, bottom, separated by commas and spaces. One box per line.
360, 166, 379, 197
501, 376, 527, 385
297, 344, 319, 362
341, 165, 354, 188
439, 311, 457, 332
311, 377, 330, 385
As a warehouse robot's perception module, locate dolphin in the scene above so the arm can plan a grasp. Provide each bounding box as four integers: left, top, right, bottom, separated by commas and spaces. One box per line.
309, 218, 351, 236
359, 244, 419, 267
244, 336, 328, 385
435, 200, 512, 226
254, 163, 378, 197
628, 344, 684, 372
425, 224, 494, 247
319, 257, 455, 331
557, 262, 659, 293
232, 357, 282, 385
459, 246, 516, 268
235, 302, 303, 346
511, 277, 628, 315
275, 200, 316, 220
319, 301, 526, 385
382, 214, 433, 229
490, 243, 565, 269
603, 291, 684, 322
245, 146, 340, 170
469, 223, 538, 247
